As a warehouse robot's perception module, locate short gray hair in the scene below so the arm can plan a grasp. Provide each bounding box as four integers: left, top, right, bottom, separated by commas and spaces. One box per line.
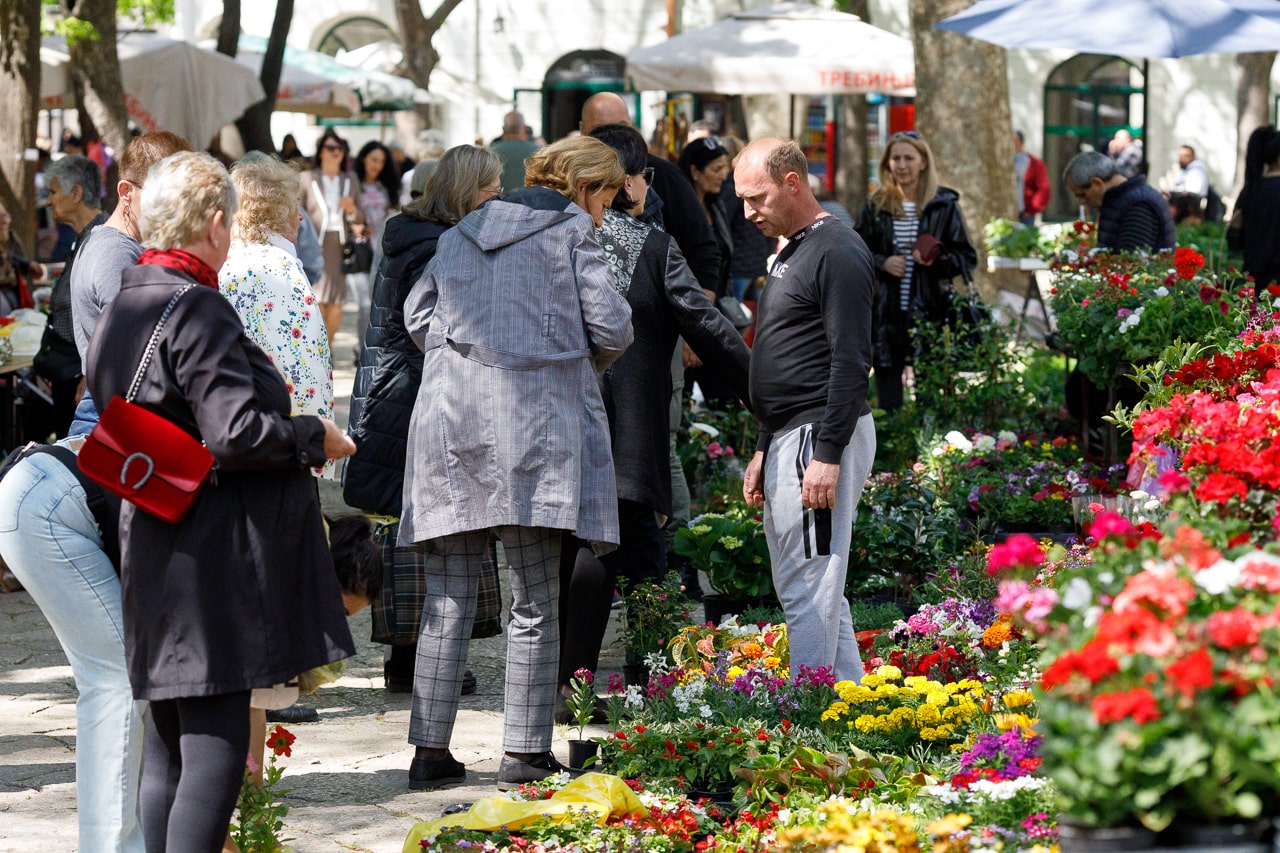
138, 152, 237, 251
45, 155, 102, 210
1063, 150, 1118, 188
230, 152, 300, 243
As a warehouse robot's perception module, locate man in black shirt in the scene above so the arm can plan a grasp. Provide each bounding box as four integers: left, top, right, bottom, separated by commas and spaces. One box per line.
739, 138, 876, 683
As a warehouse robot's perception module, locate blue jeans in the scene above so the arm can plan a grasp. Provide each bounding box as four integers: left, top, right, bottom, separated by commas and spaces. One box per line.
0, 445, 145, 853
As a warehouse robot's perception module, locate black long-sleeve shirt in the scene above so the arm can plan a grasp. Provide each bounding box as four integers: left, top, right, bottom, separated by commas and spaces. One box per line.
749, 216, 874, 463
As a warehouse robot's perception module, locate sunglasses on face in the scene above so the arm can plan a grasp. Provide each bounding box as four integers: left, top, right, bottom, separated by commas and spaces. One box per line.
638, 166, 655, 184
322, 143, 344, 153
890, 131, 922, 141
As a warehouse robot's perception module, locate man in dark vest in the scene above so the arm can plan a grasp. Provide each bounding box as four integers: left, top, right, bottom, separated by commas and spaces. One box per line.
1063, 150, 1175, 253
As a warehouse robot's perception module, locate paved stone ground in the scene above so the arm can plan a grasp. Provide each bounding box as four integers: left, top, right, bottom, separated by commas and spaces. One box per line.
0, 300, 673, 853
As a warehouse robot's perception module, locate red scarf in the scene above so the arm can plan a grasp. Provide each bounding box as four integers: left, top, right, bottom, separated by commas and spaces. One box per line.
137, 248, 219, 290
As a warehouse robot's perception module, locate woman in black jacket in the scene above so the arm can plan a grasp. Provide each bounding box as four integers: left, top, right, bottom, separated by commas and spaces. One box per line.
84, 151, 356, 853
855, 132, 976, 412
343, 145, 502, 692
554, 123, 752, 720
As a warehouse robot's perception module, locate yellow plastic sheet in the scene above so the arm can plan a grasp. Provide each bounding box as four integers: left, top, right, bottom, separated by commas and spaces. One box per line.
401, 772, 647, 852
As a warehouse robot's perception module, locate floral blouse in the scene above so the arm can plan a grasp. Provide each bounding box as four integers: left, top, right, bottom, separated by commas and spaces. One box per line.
219, 233, 335, 478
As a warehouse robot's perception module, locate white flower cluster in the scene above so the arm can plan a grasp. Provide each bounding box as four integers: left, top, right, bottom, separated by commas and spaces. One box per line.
920, 775, 1052, 805
1118, 305, 1145, 334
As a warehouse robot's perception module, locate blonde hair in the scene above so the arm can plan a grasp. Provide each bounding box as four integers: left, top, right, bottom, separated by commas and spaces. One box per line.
870, 134, 939, 217
230, 152, 300, 243
523, 136, 625, 207
404, 145, 501, 226
138, 152, 237, 250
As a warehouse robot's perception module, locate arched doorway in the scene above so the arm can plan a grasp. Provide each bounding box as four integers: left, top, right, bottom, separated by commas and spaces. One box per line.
540, 49, 627, 142
1043, 55, 1145, 221
315, 16, 397, 56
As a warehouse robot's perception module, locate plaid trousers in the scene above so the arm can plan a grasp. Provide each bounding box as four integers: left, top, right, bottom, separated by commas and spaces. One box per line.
408, 525, 560, 753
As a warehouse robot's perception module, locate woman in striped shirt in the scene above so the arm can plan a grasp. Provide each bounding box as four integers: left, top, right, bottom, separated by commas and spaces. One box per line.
855, 131, 976, 412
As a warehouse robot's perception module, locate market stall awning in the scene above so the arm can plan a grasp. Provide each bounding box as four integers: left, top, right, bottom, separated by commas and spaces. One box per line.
237, 34, 423, 113
625, 2, 915, 96
40, 32, 265, 146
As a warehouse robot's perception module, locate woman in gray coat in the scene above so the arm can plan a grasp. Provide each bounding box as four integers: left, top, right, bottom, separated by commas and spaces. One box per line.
84, 152, 358, 853
400, 135, 633, 790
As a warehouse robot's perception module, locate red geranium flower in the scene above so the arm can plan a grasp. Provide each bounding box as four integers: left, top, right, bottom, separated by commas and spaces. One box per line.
267, 724, 295, 757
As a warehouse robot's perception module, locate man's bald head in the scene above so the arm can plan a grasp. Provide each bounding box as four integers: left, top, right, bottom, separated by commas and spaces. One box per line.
735, 138, 821, 238
581, 92, 631, 135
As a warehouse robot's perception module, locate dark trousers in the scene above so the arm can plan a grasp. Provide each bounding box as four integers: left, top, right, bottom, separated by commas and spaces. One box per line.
140, 690, 251, 853
557, 499, 665, 685
874, 360, 907, 412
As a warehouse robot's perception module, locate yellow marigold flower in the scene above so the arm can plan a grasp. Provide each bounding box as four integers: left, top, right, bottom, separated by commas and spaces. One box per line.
764, 656, 783, 670
854, 714, 878, 733
726, 665, 745, 680
927, 691, 950, 707
861, 674, 884, 688
1003, 690, 1035, 709
919, 726, 939, 740
903, 675, 929, 689
874, 665, 903, 681
927, 813, 973, 837
915, 704, 942, 725
874, 683, 900, 698
982, 615, 1016, 648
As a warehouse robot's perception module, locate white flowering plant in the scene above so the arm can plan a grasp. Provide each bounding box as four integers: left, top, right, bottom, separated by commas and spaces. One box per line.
1047, 248, 1249, 386
920, 429, 1127, 532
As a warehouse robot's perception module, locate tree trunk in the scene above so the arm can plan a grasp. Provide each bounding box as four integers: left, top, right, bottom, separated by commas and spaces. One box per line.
231, 0, 293, 154
835, 0, 869, 217
0, 0, 42, 254
63, 0, 130, 158
1233, 51, 1276, 197
215, 0, 240, 58
392, 0, 466, 146
907, 0, 1016, 300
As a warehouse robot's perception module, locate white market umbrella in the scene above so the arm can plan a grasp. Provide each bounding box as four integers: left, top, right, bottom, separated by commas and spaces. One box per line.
936, 0, 1280, 58
41, 32, 265, 146
218, 44, 363, 118
235, 35, 422, 113
625, 2, 915, 96
334, 41, 510, 106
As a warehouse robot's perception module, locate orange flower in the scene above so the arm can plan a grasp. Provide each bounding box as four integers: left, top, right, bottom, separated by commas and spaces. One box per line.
982, 614, 1016, 648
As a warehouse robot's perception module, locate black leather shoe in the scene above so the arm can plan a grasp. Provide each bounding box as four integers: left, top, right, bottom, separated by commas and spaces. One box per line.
265, 703, 319, 724
496, 752, 582, 790
409, 751, 467, 790
461, 669, 477, 695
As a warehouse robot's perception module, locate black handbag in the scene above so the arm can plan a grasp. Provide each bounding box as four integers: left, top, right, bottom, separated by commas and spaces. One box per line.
32, 324, 83, 383
342, 236, 373, 274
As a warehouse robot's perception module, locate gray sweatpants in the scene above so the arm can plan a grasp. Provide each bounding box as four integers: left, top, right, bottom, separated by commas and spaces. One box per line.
762, 415, 875, 682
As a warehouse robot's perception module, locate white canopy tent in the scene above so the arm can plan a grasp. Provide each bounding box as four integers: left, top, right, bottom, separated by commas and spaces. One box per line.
625, 2, 915, 96
41, 32, 265, 147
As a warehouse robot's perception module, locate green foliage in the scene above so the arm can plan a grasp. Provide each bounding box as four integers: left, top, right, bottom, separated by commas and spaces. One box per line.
911, 306, 1046, 432
1175, 220, 1241, 276
230, 753, 291, 852
847, 598, 905, 632
676, 403, 755, 515
983, 218, 1053, 259
619, 572, 696, 664
673, 506, 773, 599
846, 470, 965, 605
51, 0, 175, 45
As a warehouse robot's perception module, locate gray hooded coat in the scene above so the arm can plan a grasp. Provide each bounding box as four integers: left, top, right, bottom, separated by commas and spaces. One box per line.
399, 187, 634, 551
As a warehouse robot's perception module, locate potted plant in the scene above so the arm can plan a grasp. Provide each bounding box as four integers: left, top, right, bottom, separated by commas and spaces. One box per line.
619, 571, 695, 678
563, 668, 599, 769
992, 519, 1280, 840
673, 506, 773, 624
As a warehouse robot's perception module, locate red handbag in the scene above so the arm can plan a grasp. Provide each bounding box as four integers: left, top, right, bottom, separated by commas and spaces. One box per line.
78, 285, 215, 523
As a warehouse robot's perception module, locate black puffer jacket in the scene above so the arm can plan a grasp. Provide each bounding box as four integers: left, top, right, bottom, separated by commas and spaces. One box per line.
343, 212, 449, 515
855, 187, 976, 368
